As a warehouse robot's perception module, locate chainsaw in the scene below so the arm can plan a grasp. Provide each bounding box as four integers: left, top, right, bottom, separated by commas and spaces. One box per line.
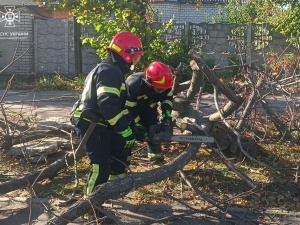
146, 124, 214, 144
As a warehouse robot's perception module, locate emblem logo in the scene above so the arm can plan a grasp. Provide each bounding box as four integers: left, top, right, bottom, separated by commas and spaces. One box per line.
0, 6, 20, 27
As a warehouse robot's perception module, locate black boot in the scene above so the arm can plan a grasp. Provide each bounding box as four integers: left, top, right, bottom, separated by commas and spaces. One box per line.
147, 143, 164, 165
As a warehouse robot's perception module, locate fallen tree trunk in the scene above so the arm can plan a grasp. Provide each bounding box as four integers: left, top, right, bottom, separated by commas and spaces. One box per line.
0, 121, 96, 194
45, 143, 202, 225
172, 50, 244, 150
0, 149, 84, 194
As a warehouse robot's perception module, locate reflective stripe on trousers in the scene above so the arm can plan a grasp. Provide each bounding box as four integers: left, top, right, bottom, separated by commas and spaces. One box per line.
108, 173, 126, 181
85, 164, 99, 198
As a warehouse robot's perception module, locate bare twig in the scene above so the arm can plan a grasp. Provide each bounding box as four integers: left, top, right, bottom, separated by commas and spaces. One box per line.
213, 86, 280, 174
235, 74, 262, 130
0, 41, 36, 74
179, 170, 257, 224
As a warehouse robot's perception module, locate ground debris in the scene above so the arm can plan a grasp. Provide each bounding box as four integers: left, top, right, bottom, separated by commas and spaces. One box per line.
8, 137, 71, 163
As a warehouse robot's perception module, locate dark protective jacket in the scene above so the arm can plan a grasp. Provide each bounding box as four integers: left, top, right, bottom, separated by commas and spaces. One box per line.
73, 51, 130, 133
125, 72, 173, 123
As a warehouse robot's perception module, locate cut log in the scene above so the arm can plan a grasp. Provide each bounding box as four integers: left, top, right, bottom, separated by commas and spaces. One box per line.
208, 122, 232, 151
45, 142, 202, 225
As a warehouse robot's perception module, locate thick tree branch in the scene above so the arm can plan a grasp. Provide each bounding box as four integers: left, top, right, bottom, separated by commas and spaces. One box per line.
0, 150, 82, 194
172, 62, 188, 94
212, 86, 279, 173
45, 142, 202, 225
188, 49, 243, 105
208, 100, 240, 122
186, 69, 205, 100
235, 77, 262, 130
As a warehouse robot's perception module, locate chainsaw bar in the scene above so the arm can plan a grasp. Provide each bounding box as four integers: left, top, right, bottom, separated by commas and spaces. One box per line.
170, 135, 214, 143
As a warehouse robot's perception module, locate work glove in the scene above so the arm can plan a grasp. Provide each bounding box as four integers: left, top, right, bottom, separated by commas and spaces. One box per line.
131, 123, 147, 141
156, 123, 171, 133
161, 110, 172, 126
118, 126, 136, 149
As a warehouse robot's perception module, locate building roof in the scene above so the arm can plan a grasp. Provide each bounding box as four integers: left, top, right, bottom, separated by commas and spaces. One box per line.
154, 0, 229, 3
0, 0, 40, 7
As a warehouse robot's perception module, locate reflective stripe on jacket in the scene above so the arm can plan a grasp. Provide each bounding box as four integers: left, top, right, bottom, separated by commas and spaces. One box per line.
74, 56, 129, 132
125, 72, 173, 122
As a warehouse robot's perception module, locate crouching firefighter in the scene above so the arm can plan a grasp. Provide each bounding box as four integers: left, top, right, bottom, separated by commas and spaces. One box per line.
70, 32, 143, 217
125, 61, 174, 165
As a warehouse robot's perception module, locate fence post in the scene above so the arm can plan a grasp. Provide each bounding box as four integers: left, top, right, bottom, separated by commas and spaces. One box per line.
64, 21, 69, 75
34, 19, 38, 76
185, 22, 190, 46
74, 19, 82, 76
246, 23, 252, 65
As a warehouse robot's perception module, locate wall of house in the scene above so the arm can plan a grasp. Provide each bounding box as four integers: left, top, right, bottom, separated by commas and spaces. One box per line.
152, 1, 225, 23
31, 8, 51, 18
0, 13, 98, 78
0, 13, 34, 77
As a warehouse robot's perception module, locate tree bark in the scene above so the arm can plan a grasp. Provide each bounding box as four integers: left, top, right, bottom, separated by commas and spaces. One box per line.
235, 87, 257, 130
186, 70, 204, 100
172, 62, 187, 94
173, 80, 191, 95
45, 143, 202, 225
208, 100, 240, 122
0, 121, 96, 194
0, 149, 85, 194
188, 50, 243, 105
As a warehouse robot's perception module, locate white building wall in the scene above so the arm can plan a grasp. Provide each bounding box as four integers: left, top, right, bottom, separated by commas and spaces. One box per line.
152, 2, 225, 23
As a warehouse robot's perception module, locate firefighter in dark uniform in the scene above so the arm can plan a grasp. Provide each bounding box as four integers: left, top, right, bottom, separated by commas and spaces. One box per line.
71, 32, 143, 201
125, 62, 174, 164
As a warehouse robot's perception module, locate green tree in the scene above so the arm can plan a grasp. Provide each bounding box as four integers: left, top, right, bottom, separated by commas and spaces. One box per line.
224, 0, 300, 44
33, 0, 191, 70
268, 0, 300, 44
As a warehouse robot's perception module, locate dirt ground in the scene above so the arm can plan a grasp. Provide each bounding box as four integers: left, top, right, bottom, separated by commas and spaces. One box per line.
2, 197, 300, 225
1, 89, 300, 225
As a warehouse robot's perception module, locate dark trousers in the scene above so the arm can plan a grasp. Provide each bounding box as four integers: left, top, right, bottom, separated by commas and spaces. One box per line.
72, 117, 128, 195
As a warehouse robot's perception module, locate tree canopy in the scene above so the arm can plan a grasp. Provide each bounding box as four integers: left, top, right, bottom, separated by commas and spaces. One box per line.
33, 0, 191, 70
224, 0, 300, 44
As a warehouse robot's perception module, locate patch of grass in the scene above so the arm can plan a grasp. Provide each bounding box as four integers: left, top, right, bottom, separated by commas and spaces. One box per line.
34, 157, 90, 199
0, 73, 86, 90
37, 74, 86, 90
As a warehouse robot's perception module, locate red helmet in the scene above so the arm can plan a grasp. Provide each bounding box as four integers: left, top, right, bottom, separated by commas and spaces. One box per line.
107, 31, 143, 63
144, 62, 174, 89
